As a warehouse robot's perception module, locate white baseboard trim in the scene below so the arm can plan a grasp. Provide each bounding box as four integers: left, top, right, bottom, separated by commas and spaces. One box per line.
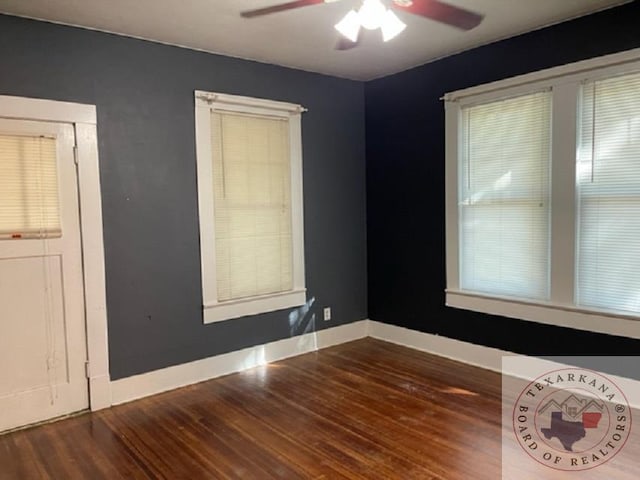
110, 319, 369, 405
368, 320, 510, 373
369, 321, 640, 410
110, 319, 640, 411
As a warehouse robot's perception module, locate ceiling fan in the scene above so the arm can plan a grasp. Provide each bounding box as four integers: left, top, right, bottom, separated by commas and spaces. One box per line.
240, 0, 484, 50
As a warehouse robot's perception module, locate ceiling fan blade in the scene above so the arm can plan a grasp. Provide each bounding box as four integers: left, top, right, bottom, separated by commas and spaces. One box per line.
241, 0, 328, 18
392, 0, 483, 30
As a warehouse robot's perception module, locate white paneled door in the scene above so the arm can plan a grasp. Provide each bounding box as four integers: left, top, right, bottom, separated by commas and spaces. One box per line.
0, 119, 88, 432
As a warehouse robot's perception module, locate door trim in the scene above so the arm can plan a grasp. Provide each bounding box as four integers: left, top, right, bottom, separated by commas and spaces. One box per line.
0, 95, 111, 411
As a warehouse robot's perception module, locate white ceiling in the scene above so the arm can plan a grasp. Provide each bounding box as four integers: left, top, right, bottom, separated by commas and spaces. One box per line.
0, 0, 630, 80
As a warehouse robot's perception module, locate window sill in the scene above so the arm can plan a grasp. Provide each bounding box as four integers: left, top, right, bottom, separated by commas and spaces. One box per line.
445, 289, 640, 340
204, 289, 307, 324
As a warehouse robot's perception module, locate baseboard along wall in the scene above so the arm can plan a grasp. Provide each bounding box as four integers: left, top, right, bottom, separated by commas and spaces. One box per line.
111, 320, 369, 405
111, 319, 640, 411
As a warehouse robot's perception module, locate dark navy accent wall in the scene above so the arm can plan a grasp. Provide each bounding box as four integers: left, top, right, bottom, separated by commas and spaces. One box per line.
365, 2, 640, 355
0, 14, 367, 379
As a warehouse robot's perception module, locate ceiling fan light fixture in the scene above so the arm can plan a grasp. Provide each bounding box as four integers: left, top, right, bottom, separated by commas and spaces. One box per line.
381, 9, 406, 42
335, 10, 361, 42
358, 0, 387, 30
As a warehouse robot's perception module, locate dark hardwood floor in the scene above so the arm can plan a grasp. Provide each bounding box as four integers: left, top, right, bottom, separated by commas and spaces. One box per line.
0, 338, 637, 479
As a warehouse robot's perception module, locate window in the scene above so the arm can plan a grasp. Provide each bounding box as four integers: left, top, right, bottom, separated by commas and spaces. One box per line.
0, 134, 61, 239
577, 73, 640, 313
194, 91, 306, 323
445, 49, 640, 337
459, 92, 551, 300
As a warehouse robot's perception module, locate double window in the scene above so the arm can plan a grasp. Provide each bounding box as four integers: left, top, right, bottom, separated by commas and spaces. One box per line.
445, 49, 640, 335
195, 91, 306, 323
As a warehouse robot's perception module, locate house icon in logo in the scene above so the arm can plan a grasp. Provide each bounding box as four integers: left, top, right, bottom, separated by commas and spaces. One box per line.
539, 394, 604, 420
538, 394, 604, 451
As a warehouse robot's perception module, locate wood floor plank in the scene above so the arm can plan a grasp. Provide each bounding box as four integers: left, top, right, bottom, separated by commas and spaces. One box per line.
0, 338, 637, 479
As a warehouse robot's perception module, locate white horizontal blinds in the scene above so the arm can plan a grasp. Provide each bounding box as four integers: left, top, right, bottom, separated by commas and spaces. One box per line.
0, 134, 61, 239
459, 91, 551, 299
577, 72, 640, 313
212, 111, 293, 301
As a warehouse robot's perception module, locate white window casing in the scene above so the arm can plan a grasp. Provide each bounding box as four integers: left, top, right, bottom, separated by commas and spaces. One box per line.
195, 91, 307, 324
444, 48, 640, 340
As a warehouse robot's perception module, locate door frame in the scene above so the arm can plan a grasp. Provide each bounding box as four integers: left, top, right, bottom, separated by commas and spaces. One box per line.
0, 95, 111, 411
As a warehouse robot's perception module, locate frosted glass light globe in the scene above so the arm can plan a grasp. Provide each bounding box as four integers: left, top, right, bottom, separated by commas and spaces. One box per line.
358, 0, 386, 30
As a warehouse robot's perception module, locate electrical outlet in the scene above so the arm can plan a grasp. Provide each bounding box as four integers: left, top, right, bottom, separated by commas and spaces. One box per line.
323, 307, 331, 321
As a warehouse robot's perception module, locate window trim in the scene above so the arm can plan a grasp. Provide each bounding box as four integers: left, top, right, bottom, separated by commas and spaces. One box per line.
444, 48, 640, 340
194, 90, 307, 324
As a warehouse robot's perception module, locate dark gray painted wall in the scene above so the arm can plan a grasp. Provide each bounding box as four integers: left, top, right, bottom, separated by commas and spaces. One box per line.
0, 14, 367, 380
365, 2, 640, 356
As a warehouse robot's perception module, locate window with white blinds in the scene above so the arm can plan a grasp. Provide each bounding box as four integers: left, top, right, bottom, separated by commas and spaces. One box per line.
446, 49, 640, 335
459, 92, 551, 299
212, 112, 293, 301
0, 134, 61, 239
577, 72, 640, 314
195, 91, 306, 324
